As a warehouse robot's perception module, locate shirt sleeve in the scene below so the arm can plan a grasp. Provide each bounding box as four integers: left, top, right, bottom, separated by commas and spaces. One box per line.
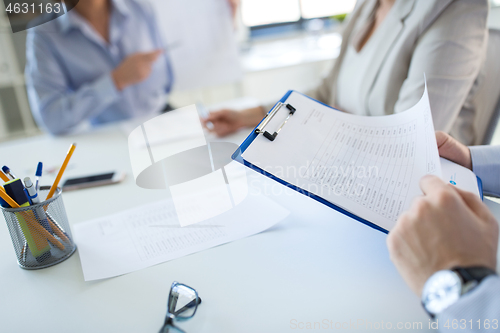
438, 276, 500, 332
393, 0, 488, 133
25, 29, 121, 135
469, 146, 500, 197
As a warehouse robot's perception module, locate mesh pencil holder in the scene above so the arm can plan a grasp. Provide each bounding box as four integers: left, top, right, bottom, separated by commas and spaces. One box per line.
1, 186, 76, 269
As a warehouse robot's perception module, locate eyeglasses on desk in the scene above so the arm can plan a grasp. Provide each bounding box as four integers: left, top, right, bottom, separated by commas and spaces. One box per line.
159, 282, 202, 333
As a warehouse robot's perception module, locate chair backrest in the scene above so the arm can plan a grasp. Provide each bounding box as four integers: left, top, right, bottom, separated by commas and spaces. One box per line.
472, 28, 500, 145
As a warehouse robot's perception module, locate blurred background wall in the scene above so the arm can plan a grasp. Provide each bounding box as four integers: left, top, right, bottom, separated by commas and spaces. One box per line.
1, 0, 500, 142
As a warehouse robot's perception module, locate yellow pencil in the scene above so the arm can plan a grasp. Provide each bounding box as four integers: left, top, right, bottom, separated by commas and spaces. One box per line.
47, 143, 76, 200
0, 171, 9, 183
47, 215, 70, 243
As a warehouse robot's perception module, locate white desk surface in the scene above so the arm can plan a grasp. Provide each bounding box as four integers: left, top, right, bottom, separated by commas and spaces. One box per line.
1, 123, 500, 333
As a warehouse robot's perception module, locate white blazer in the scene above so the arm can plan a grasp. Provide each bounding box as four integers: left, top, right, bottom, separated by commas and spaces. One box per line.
308, 0, 489, 144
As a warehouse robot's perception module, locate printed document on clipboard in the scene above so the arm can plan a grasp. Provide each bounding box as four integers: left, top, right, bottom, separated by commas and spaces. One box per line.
233, 86, 482, 233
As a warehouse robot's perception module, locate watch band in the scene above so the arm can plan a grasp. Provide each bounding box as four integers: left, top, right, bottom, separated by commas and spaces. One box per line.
452, 266, 497, 288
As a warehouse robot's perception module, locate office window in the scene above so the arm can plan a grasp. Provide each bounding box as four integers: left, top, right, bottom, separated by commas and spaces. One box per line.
300, 0, 356, 19
241, 0, 301, 27
241, 0, 356, 27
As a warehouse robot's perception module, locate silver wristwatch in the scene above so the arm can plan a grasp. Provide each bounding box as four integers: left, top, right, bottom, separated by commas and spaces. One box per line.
421, 267, 496, 317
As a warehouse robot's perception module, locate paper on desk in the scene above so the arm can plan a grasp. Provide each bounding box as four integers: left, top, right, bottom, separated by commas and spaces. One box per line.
73, 194, 289, 281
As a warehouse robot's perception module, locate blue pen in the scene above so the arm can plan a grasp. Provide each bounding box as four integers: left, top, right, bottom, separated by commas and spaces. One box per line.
23, 188, 33, 205
2, 166, 17, 180
35, 162, 43, 192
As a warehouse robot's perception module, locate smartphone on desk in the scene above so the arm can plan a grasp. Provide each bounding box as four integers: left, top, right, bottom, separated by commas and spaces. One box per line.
62, 172, 126, 191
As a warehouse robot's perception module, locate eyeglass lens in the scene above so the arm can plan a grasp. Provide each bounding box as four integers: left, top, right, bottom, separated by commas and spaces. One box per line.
169, 283, 199, 319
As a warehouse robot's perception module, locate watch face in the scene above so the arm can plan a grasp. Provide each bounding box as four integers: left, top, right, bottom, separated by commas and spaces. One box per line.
422, 270, 462, 315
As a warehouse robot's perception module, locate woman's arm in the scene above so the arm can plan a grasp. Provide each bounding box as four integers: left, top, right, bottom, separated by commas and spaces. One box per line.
394, 0, 488, 132
25, 30, 121, 135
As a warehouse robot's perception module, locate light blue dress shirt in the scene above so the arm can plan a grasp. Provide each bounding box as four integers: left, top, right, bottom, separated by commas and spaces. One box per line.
439, 276, 500, 332
438, 145, 500, 332
25, 0, 172, 135
470, 145, 500, 197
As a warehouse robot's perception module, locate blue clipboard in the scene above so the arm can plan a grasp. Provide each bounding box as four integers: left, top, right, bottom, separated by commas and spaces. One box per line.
232, 90, 483, 234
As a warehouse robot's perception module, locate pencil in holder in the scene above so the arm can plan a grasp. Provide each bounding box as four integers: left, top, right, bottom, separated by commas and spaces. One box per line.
0, 186, 76, 269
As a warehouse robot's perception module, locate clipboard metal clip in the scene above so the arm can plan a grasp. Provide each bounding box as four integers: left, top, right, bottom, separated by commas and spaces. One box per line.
254, 102, 296, 141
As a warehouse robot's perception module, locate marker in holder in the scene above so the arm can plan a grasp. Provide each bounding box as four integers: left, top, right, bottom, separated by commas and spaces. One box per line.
0, 186, 76, 269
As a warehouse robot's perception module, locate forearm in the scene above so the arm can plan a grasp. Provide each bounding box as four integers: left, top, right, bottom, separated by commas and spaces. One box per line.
394, 0, 488, 133
469, 146, 500, 197
240, 106, 266, 127
438, 276, 500, 332
28, 73, 120, 135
